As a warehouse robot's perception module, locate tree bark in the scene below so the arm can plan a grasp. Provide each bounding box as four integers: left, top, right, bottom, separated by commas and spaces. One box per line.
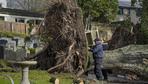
32, 0, 87, 74
103, 45, 148, 78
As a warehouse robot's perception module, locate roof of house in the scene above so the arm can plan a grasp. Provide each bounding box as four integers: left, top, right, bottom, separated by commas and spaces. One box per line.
119, 6, 142, 9
119, 0, 142, 9
0, 8, 44, 18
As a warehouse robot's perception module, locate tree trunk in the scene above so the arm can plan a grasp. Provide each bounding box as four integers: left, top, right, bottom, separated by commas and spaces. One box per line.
33, 0, 87, 74
104, 45, 148, 78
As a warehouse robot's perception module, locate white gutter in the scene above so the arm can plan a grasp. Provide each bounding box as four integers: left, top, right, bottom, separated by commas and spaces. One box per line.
0, 14, 44, 20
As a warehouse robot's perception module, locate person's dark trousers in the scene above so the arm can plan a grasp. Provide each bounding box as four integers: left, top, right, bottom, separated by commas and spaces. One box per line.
102, 69, 108, 80
94, 57, 104, 80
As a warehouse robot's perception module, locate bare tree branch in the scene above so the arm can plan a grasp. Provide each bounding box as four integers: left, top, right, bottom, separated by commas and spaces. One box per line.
15, 0, 27, 10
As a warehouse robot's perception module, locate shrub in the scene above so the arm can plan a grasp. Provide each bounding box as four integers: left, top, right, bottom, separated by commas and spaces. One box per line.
28, 48, 36, 54
0, 31, 27, 38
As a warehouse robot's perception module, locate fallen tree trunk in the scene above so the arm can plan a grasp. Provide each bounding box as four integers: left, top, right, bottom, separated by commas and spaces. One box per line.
86, 45, 148, 79
108, 78, 148, 84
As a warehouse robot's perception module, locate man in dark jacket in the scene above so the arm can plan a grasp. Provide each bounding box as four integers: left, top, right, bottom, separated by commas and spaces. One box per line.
90, 38, 104, 80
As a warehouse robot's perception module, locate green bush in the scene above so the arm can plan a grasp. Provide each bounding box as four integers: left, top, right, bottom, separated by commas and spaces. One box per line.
0, 60, 15, 72
28, 23, 34, 34
141, 0, 148, 44
0, 31, 28, 38
0, 60, 7, 68
28, 48, 36, 54
24, 36, 31, 42
121, 17, 132, 30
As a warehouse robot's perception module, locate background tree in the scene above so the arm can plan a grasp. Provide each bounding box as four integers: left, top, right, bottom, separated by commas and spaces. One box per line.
131, 0, 137, 6
131, 0, 148, 44
77, 0, 118, 23
141, 0, 148, 44
14, 0, 48, 13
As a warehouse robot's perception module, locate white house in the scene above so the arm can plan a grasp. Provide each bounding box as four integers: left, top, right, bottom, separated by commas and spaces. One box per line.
116, 0, 142, 24
0, 0, 44, 24
0, 8, 44, 25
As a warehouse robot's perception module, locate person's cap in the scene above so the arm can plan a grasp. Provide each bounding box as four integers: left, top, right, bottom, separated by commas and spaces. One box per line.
94, 38, 101, 42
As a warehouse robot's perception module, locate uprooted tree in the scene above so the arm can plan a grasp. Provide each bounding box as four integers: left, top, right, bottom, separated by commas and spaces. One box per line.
30, 0, 88, 74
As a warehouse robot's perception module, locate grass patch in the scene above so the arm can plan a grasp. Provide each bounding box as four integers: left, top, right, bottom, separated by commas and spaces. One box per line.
0, 60, 8, 68
0, 70, 74, 84
0, 31, 28, 38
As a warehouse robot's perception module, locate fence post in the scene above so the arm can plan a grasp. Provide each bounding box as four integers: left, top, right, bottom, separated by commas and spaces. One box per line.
11, 22, 13, 32
25, 24, 28, 35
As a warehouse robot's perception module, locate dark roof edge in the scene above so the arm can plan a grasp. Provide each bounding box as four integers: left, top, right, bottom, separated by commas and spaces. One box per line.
0, 8, 44, 18
119, 6, 142, 9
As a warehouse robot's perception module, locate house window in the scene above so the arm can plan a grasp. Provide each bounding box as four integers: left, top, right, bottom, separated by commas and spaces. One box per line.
15, 18, 25, 23
36, 20, 42, 25
136, 8, 142, 17
0, 16, 4, 21
118, 8, 124, 15
128, 9, 131, 15
123, 8, 130, 15
0, 3, 2, 8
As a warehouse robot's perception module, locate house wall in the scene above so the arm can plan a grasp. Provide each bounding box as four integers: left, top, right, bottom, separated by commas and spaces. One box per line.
0, 14, 43, 24
123, 8, 140, 24
7, 15, 44, 23
130, 9, 140, 24
116, 7, 140, 24
4, 15, 15, 22
0, 14, 15, 22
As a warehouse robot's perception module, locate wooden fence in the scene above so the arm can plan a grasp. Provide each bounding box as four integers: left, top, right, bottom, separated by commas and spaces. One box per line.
0, 21, 29, 34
